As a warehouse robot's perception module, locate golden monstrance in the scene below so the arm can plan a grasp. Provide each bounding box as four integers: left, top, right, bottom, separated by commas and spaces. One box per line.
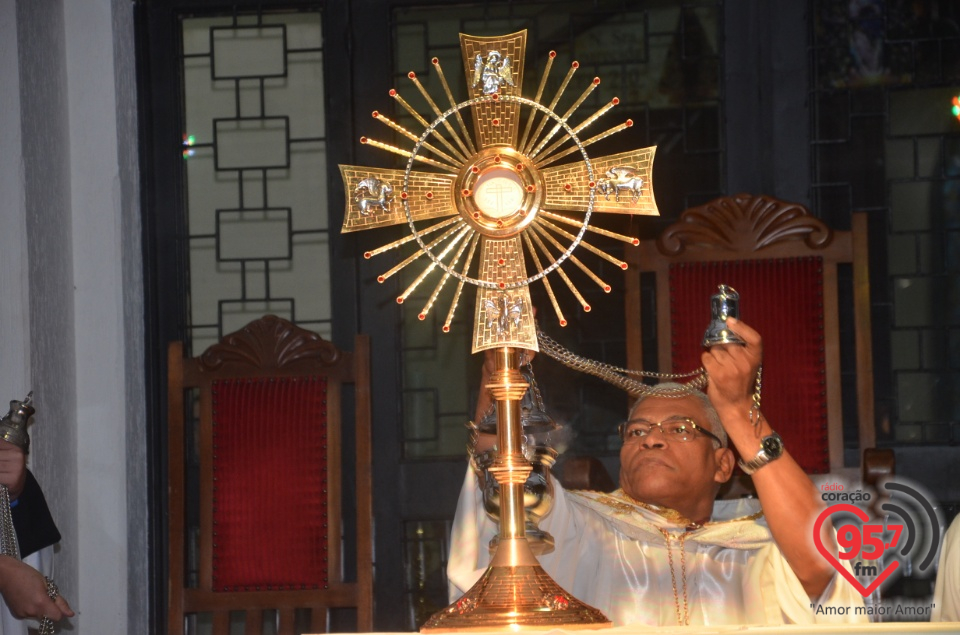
339, 30, 659, 631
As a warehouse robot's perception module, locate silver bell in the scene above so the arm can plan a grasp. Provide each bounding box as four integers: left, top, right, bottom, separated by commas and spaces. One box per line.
703, 284, 746, 347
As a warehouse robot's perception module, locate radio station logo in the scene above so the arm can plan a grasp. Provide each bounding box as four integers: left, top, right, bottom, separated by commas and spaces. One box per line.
813, 478, 941, 598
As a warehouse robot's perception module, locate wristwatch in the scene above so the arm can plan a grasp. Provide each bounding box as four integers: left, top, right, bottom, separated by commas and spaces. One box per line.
738, 432, 784, 475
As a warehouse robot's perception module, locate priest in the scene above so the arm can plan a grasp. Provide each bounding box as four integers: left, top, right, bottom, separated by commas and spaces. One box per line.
448, 318, 867, 626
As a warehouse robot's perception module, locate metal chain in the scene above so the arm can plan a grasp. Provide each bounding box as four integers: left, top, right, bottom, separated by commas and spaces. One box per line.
524, 358, 548, 413
749, 364, 763, 427
40, 578, 58, 635
0, 484, 56, 635
658, 529, 690, 626
0, 485, 20, 560
536, 330, 708, 397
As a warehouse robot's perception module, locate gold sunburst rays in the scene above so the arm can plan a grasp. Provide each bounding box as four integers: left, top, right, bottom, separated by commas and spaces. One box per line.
339, 29, 660, 352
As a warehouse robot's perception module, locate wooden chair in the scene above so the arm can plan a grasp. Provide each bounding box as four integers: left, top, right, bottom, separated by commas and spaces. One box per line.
168, 315, 373, 634
559, 456, 617, 492
624, 193, 877, 478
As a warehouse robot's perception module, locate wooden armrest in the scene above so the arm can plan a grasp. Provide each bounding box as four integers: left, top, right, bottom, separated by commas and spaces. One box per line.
559, 456, 616, 492
862, 447, 895, 486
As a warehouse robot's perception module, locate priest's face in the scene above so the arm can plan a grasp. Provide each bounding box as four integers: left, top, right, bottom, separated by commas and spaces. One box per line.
618, 395, 733, 516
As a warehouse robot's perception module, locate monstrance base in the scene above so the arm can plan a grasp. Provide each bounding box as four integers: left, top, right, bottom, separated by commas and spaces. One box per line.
420, 540, 611, 632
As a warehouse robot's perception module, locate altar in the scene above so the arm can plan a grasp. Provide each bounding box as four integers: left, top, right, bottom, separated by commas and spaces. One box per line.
310, 625, 959, 635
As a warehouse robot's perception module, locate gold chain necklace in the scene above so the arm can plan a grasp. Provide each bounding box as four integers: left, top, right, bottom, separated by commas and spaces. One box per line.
616, 490, 703, 529
613, 489, 765, 528
658, 528, 690, 626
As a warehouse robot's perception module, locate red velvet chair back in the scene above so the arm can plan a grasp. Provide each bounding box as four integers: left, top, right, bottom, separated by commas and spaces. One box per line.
211, 376, 330, 590
168, 315, 373, 634
625, 194, 876, 474
667, 257, 830, 472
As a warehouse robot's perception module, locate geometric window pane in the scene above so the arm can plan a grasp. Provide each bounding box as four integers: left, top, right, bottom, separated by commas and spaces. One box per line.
403, 388, 438, 444
217, 209, 292, 261
898, 372, 942, 423
182, 11, 329, 348
811, 0, 960, 443
287, 141, 329, 229
402, 520, 452, 630
183, 16, 234, 56
889, 87, 960, 137
890, 182, 934, 232
215, 118, 289, 170
893, 277, 943, 328
182, 58, 232, 146
266, 52, 326, 139
269, 233, 333, 339
212, 26, 286, 79
188, 237, 240, 324
185, 147, 237, 232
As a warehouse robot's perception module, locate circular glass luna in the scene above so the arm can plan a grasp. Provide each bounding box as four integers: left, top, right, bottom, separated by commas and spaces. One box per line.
402, 93, 595, 288
472, 168, 525, 219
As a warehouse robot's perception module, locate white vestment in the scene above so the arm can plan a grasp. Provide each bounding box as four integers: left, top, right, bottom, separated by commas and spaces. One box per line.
933, 515, 960, 622
448, 469, 866, 627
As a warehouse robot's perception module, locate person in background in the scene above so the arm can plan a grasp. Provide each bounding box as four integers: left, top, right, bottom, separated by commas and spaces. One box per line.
0, 439, 73, 632
933, 513, 960, 621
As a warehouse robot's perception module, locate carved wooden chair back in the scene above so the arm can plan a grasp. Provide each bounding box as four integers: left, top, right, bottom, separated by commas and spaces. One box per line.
625, 193, 875, 475
167, 315, 373, 634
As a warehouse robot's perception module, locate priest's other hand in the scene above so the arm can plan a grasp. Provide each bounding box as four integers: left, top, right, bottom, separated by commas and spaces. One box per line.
0, 556, 75, 622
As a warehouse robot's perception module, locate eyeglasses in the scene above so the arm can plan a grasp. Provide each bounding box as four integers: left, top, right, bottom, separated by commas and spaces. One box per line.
618, 416, 724, 447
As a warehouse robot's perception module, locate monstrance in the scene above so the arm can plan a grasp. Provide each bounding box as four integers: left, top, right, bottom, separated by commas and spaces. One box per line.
339, 30, 659, 631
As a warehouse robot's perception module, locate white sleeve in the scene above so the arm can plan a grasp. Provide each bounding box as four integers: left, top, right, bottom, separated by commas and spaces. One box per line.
758, 542, 868, 624
446, 468, 497, 601
446, 468, 583, 602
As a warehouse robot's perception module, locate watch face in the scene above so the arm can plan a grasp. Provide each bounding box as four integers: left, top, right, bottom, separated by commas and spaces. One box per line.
761, 434, 784, 458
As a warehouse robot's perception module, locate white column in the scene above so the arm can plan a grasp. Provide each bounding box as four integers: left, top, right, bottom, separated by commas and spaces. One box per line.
0, 0, 31, 396
14, 0, 81, 632
63, 0, 134, 631
5, 1, 146, 633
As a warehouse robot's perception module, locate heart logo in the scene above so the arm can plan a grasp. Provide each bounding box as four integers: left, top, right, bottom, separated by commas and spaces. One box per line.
813, 503, 900, 597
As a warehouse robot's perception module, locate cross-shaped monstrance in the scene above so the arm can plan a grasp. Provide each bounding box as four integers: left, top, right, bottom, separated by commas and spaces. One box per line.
340, 30, 659, 354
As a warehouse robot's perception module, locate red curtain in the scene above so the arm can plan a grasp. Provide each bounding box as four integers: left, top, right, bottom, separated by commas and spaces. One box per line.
211, 376, 330, 590
668, 257, 830, 473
